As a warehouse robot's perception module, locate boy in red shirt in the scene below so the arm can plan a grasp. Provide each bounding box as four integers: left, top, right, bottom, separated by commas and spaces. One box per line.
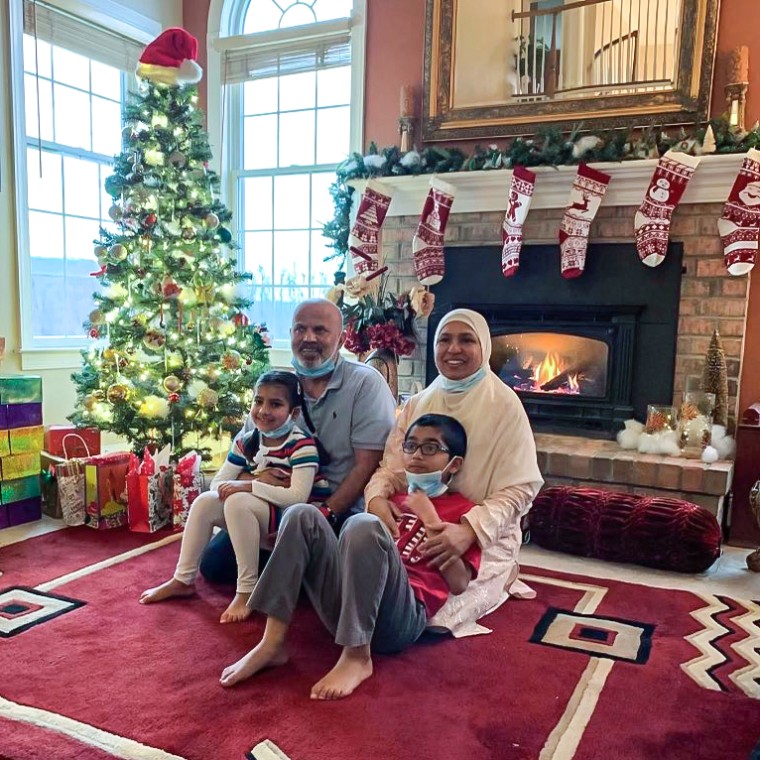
219, 413, 480, 700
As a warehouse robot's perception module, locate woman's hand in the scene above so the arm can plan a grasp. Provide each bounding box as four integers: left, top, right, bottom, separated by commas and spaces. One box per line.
421, 521, 477, 571
367, 496, 403, 538
404, 490, 439, 526
217, 482, 252, 501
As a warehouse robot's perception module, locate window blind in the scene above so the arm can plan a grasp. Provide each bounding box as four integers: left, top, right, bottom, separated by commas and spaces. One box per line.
222, 20, 351, 84
23, 0, 143, 73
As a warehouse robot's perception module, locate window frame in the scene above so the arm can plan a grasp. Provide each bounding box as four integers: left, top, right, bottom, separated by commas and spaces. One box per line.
208, 0, 366, 361
8, 0, 160, 368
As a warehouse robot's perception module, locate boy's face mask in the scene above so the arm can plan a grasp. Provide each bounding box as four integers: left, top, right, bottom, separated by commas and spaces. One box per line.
405, 460, 458, 498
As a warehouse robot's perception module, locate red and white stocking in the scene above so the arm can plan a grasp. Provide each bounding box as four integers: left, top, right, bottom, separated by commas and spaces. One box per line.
502, 166, 536, 277
634, 150, 700, 268
349, 180, 393, 277
559, 164, 611, 279
718, 148, 760, 276
413, 178, 456, 286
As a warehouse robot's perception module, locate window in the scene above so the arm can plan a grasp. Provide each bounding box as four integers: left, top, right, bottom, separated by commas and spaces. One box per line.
11, 1, 143, 351
219, 0, 364, 346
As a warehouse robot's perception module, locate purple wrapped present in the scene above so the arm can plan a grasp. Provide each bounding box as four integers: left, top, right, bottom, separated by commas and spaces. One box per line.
0, 405, 7, 429
7, 403, 43, 429
0, 505, 9, 529
8, 496, 42, 526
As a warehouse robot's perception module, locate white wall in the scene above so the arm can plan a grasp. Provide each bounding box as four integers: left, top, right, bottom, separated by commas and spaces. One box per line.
0, 0, 182, 431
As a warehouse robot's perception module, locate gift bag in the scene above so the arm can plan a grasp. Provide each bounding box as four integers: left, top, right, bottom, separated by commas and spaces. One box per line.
45, 426, 101, 458
84, 452, 130, 530
127, 445, 172, 533
172, 451, 202, 531
57, 458, 87, 526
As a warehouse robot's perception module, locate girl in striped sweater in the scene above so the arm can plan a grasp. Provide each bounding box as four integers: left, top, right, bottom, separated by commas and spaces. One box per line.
140, 370, 330, 623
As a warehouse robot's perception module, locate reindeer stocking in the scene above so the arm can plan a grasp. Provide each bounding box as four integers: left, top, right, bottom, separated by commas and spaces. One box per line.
502, 166, 536, 277
349, 180, 393, 276
559, 164, 611, 278
718, 148, 760, 276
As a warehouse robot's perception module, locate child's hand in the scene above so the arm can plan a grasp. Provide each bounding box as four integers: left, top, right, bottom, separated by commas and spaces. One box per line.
255, 469, 291, 487
217, 482, 251, 501
404, 489, 440, 526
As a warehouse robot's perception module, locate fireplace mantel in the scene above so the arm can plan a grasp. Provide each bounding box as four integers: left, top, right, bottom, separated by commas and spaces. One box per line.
350, 153, 744, 217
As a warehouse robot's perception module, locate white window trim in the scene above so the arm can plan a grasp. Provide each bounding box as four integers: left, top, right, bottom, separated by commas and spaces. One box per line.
9, 0, 162, 366
206, 0, 366, 355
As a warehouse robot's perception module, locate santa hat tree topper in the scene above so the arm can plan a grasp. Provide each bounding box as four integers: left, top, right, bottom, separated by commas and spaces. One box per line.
136, 28, 203, 86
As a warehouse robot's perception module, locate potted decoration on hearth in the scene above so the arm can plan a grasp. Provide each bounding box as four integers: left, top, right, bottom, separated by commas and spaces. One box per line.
69, 28, 270, 459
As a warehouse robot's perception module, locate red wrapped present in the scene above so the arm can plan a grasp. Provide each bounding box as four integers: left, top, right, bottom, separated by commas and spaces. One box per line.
44, 426, 101, 458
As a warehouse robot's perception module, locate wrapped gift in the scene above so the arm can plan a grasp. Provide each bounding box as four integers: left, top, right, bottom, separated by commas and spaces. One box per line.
0, 505, 8, 529
44, 426, 101, 458
0, 430, 9, 458
7, 403, 43, 429
57, 458, 86, 526
0, 376, 42, 404
8, 497, 42, 526
84, 452, 130, 529
172, 451, 201, 530
0, 405, 7, 428
9, 425, 45, 455
0, 452, 40, 480
127, 445, 172, 533
1, 474, 41, 505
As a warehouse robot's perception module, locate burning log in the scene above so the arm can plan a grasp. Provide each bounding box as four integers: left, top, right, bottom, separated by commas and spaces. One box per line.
539, 363, 589, 392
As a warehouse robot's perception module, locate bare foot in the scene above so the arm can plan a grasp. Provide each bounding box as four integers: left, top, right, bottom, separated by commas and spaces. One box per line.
219, 641, 288, 688
310, 647, 373, 700
220, 592, 253, 624
139, 578, 195, 604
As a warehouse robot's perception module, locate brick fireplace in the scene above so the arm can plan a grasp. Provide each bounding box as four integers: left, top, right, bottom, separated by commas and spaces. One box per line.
357, 154, 747, 521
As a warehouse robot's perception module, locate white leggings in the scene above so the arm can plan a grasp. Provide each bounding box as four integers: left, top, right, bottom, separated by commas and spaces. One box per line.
174, 490, 271, 594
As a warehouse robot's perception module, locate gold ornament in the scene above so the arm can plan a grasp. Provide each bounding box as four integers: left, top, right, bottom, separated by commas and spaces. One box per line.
221, 350, 242, 370
83, 393, 99, 411
143, 148, 165, 166
143, 328, 166, 351
196, 387, 219, 408
89, 309, 106, 325
108, 205, 123, 221
106, 383, 130, 404
194, 282, 215, 306
205, 212, 220, 229
102, 347, 116, 362
162, 374, 182, 393
94, 245, 108, 264
108, 243, 128, 262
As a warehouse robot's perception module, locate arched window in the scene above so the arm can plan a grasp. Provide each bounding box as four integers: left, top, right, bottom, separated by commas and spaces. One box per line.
216, 0, 364, 346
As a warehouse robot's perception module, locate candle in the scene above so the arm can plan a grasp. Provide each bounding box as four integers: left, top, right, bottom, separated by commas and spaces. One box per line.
728, 46, 749, 84
400, 85, 415, 118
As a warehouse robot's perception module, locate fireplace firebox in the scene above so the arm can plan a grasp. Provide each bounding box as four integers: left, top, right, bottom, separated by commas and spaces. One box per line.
426, 243, 683, 438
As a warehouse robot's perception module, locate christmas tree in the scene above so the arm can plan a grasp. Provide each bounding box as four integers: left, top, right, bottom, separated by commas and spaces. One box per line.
70, 29, 269, 457
701, 329, 729, 427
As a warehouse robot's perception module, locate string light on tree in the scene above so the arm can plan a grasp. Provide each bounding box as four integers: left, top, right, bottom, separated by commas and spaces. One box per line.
69, 27, 270, 458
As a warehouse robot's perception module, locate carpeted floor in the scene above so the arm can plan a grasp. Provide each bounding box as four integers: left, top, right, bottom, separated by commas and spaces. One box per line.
1, 526, 759, 760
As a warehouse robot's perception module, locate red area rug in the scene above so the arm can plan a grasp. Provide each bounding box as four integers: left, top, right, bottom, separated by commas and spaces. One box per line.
1, 527, 759, 760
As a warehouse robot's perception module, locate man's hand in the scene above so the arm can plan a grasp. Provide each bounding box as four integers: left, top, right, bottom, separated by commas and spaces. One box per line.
367, 496, 403, 538
217, 482, 252, 501
421, 521, 477, 571
404, 490, 439, 527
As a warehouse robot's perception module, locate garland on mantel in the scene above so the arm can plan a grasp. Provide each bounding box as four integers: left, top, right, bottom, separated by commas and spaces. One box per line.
322, 117, 760, 265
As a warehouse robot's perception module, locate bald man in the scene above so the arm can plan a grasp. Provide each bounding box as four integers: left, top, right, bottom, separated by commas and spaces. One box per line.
200, 298, 397, 583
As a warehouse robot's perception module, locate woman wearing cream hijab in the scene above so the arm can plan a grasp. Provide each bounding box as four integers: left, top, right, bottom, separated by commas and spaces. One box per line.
365, 308, 543, 636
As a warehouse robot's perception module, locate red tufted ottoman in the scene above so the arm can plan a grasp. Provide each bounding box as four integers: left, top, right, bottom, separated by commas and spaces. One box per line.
527, 486, 722, 573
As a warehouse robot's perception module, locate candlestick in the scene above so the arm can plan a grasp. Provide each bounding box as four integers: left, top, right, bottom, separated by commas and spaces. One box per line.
728, 46, 749, 85
400, 85, 415, 119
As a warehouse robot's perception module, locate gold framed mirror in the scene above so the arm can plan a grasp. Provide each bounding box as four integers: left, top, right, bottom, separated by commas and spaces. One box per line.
423, 0, 720, 141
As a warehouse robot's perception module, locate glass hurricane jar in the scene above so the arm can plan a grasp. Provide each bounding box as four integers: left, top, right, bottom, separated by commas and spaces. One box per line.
678, 391, 715, 459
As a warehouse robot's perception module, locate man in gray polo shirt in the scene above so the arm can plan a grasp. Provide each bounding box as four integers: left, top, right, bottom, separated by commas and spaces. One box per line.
199, 298, 396, 582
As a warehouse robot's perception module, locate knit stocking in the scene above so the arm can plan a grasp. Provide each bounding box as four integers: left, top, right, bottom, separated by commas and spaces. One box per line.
349, 180, 393, 277
559, 164, 611, 279
502, 166, 536, 277
412, 178, 456, 286
634, 150, 701, 267
718, 148, 760, 276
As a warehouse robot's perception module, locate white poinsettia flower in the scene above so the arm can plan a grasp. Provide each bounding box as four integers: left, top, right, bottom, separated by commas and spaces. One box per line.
409, 285, 435, 318
325, 285, 345, 304
344, 275, 371, 298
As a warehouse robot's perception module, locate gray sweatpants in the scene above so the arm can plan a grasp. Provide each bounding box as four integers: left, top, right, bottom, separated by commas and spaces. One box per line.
247, 503, 427, 653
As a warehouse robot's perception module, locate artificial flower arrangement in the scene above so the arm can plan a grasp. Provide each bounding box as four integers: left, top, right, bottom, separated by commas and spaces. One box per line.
327, 270, 434, 358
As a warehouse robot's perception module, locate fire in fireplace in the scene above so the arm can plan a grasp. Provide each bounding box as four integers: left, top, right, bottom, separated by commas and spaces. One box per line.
492, 332, 609, 397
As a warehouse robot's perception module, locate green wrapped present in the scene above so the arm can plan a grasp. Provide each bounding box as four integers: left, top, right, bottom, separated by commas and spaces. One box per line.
0, 452, 40, 480
1, 474, 41, 505
9, 425, 44, 455
0, 376, 43, 404
0, 430, 8, 458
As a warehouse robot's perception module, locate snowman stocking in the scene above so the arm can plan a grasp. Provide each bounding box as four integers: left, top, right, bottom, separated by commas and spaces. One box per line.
634, 150, 701, 267
502, 166, 536, 277
413, 177, 456, 286
718, 148, 760, 276
349, 180, 393, 277
559, 164, 611, 279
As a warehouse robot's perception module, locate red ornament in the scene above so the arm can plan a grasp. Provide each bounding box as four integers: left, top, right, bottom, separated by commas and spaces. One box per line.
245, 358, 253, 365
168, 392, 180, 403
145, 213, 157, 227
162, 278, 182, 299
89, 327, 100, 338
232, 312, 250, 327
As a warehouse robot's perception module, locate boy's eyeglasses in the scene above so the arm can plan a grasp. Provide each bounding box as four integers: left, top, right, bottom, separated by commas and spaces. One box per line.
402, 441, 450, 456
